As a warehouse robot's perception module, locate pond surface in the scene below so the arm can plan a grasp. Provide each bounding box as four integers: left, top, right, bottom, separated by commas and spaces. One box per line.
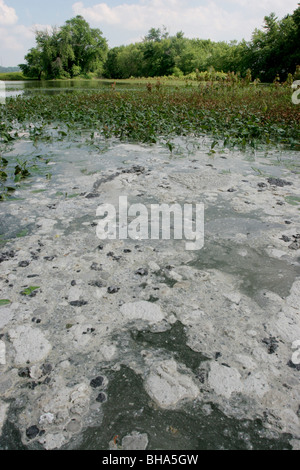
3, 80, 143, 99
0, 99, 299, 451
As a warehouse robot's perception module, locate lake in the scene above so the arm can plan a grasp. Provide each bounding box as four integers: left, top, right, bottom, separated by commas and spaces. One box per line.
3, 79, 145, 99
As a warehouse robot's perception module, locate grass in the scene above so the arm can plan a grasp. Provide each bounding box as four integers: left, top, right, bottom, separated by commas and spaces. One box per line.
0, 72, 30, 81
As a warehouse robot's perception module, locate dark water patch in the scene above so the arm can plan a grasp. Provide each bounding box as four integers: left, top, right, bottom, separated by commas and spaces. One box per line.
0, 420, 28, 450
131, 322, 208, 374
0, 214, 35, 243
75, 366, 292, 451
189, 239, 300, 300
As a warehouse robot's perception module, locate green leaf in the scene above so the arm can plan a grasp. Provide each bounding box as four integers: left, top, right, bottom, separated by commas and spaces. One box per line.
0, 299, 11, 306
16, 228, 28, 238
20, 286, 40, 296
14, 174, 22, 183
285, 196, 300, 206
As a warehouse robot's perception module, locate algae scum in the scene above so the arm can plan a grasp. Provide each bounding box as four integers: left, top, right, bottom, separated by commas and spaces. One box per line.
0, 87, 300, 450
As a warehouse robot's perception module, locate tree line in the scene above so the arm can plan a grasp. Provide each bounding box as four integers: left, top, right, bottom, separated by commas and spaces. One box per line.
19, 5, 300, 83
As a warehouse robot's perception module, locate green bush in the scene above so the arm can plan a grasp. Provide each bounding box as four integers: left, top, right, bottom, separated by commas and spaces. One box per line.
0, 72, 27, 81
71, 65, 81, 78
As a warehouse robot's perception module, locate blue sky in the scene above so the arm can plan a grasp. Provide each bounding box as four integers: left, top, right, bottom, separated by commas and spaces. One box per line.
0, 0, 299, 66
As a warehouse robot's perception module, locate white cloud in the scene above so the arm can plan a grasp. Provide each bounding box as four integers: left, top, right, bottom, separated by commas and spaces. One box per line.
71, 0, 265, 43
0, 1, 53, 65
0, 23, 53, 51
0, 25, 34, 56
0, 0, 18, 26
0, 22, 51, 66
228, 0, 298, 16
72, 0, 298, 44
30, 23, 54, 35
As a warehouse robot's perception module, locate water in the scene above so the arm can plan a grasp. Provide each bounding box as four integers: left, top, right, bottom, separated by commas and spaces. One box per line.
76, 366, 292, 451
0, 85, 299, 450
0, 365, 292, 451
3, 80, 143, 99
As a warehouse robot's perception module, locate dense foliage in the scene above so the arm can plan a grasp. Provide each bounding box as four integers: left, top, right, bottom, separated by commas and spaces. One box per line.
18, 6, 299, 83
19, 16, 108, 80
103, 7, 300, 82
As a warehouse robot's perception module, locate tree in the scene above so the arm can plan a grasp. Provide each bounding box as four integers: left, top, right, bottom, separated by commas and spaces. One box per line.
19, 47, 43, 80
144, 26, 169, 42
61, 16, 108, 74
19, 16, 108, 79
103, 44, 144, 79
101, 6, 300, 82
242, 6, 300, 82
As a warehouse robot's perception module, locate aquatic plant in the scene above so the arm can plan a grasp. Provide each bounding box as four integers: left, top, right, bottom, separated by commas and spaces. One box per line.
5, 83, 299, 147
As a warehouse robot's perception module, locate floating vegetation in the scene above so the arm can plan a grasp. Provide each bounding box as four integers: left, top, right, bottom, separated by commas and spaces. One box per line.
1, 83, 299, 153
0, 150, 52, 201
1, 82, 298, 202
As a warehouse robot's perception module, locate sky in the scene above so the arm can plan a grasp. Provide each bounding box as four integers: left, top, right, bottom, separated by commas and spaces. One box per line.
0, 0, 299, 67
